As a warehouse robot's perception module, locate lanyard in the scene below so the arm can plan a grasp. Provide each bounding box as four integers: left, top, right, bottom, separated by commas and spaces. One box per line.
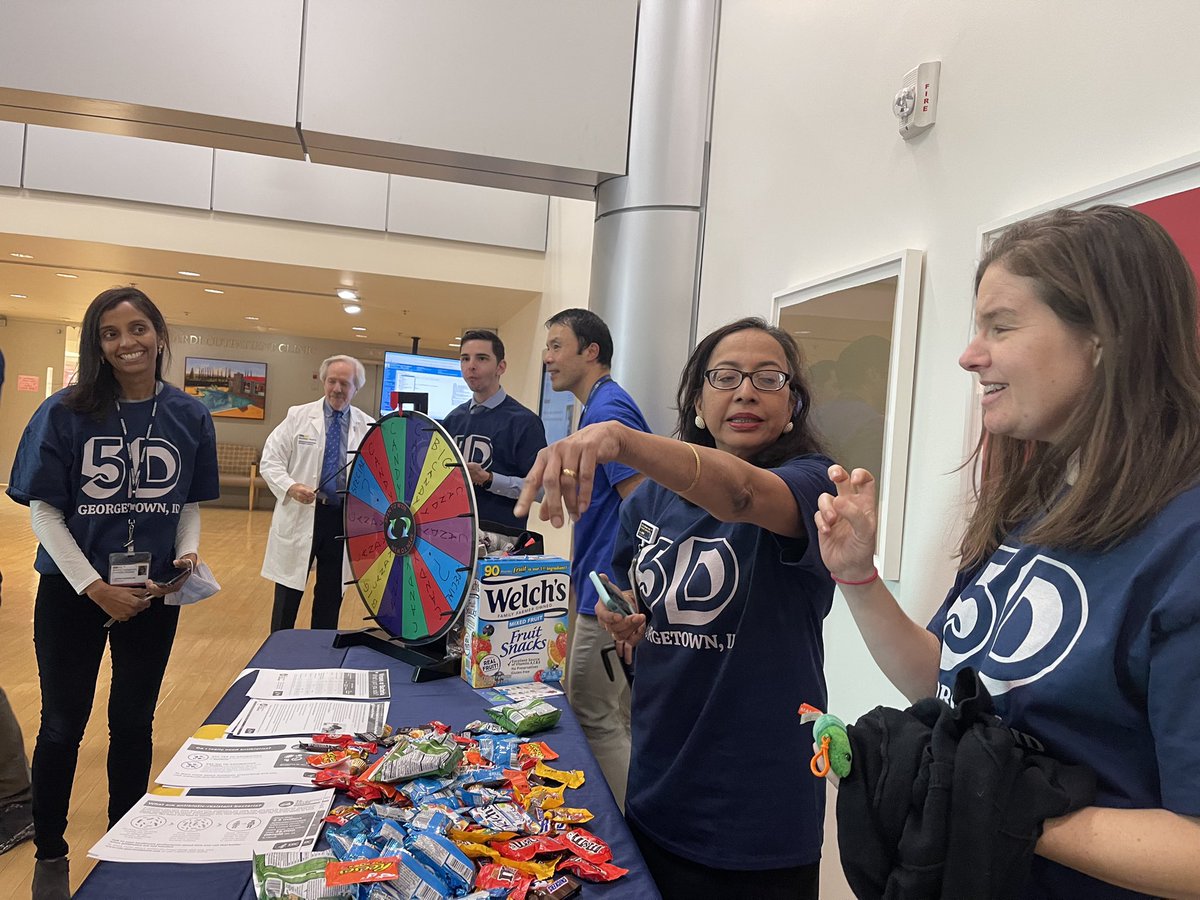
114, 384, 160, 551
581, 375, 612, 421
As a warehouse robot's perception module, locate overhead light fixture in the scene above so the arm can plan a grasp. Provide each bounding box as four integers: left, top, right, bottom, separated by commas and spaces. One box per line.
55, 272, 78, 279
204, 288, 225, 294
355, 334, 368, 338
10, 293, 28, 298
244, 315, 260, 321
336, 289, 359, 301
178, 270, 200, 277
343, 303, 362, 315
9, 252, 33, 259
352, 326, 367, 332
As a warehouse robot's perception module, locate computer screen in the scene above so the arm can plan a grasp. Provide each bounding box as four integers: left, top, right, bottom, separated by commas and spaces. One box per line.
538, 365, 576, 445
379, 351, 471, 419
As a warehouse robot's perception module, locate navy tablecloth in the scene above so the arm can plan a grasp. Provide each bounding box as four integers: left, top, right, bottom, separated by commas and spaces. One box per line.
76, 629, 661, 900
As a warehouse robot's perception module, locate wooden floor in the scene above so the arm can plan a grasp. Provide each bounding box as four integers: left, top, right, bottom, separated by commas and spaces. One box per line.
0, 502, 374, 898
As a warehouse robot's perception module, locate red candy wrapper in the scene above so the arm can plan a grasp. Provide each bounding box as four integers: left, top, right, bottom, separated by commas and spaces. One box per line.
324, 857, 399, 887
493, 833, 569, 861
476, 863, 534, 900
561, 828, 612, 864
313, 769, 356, 790
558, 856, 629, 883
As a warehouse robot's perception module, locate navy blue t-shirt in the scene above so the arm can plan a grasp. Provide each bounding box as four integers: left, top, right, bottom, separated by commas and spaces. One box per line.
572, 379, 650, 616
7, 385, 220, 583
441, 393, 547, 529
611, 454, 836, 869
928, 484, 1200, 899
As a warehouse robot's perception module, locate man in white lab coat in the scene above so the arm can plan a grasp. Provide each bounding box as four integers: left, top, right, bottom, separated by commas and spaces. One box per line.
260, 355, 374, 631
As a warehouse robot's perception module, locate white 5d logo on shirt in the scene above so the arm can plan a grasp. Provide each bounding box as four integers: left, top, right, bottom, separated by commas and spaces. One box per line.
939, 546, 1089, 696
636, 535, 740, 627
81, 436, 182, 500
458, 435, 494, 469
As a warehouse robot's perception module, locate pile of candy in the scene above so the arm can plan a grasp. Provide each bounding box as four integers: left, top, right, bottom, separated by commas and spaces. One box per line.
252, 699, 630, 900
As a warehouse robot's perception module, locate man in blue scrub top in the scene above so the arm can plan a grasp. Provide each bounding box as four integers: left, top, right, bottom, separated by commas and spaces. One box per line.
542, 309, 651, 809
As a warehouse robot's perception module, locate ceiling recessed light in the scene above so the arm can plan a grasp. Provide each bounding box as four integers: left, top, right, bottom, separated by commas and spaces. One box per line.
204, 288, 225, 294
343, 303, 362, 315
448, 342, 461, 347
244, 315, 260, 321
352, 326, 367, 332
10, 293, 28, 298
9, 252, 33, 259
355, 334, 368, 338
55, 272, 78, 279
336, 289, 359, 301
178, 270, 200, 277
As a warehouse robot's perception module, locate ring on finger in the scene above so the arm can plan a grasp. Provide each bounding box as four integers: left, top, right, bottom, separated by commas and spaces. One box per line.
561, 468, 578, 480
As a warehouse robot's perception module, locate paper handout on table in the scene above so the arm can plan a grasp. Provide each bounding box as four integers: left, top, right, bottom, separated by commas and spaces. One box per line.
156, 738, 318, 788
247, 667, 391, 700
228, 698, 389, 738
88, 791, 333, 864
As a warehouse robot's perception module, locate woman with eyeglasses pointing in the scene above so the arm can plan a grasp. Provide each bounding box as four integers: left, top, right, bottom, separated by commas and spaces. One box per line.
516, 316, 834, 900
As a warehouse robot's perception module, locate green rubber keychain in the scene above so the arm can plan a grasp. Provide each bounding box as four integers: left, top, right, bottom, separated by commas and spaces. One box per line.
799, 703, 852, 779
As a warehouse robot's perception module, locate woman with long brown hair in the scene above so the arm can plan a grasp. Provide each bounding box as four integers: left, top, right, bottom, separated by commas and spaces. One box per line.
817, 205, 1200, 897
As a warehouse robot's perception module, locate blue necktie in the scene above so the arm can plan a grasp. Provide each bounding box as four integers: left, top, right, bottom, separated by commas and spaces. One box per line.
320, 409, 344, 502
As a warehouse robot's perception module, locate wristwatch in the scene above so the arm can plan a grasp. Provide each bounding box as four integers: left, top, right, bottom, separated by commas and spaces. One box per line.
481, 473, 494, 491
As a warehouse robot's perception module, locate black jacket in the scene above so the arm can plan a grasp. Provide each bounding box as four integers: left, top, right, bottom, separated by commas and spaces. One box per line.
836, 668, 1096, 899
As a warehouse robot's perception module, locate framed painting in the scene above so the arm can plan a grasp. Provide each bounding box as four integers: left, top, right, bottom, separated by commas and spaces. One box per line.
773, 249, 924, 581
184, 357, 267, 420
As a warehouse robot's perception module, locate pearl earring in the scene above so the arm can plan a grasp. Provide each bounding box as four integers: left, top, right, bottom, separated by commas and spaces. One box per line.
783, 421, 794, 434
694, 415, 706, 430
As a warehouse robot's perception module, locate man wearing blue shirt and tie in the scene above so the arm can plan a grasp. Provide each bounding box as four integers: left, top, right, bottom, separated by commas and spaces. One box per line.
260, 355, 374, 631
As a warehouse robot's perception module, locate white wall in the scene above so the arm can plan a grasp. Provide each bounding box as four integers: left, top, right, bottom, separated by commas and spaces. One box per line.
703, 5, 1200, 893
497, 196, 597, 561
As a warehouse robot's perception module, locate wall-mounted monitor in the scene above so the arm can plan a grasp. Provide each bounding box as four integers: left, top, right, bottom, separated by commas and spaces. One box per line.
538, 365, 576, 445
379, 351, 470, 419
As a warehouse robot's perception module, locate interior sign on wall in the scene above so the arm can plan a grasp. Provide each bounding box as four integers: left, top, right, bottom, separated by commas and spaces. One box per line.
17, 374, 39, 392
172, 333, 315, 356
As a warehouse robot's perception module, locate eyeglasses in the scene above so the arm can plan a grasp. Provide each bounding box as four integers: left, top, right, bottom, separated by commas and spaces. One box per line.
703, 368, 790, 392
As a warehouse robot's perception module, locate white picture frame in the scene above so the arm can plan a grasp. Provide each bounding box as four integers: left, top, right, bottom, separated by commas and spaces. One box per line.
772, 249, 924, 581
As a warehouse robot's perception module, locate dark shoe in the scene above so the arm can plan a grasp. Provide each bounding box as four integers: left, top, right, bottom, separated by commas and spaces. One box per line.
32, 855, 70, 900
0, 799, 33, 854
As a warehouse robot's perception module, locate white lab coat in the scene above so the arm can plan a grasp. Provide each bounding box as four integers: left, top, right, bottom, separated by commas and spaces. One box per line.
259, 398, 374, 591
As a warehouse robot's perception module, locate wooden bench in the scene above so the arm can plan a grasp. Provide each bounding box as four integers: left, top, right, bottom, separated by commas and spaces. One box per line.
215, 442, 269, 511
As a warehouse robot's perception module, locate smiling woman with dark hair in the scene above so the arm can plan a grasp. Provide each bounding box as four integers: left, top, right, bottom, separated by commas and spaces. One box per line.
7, 287, 219, 899
517, 317, 834, 900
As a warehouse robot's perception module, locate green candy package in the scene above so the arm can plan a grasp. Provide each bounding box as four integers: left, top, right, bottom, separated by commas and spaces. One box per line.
486, 699, 562, 736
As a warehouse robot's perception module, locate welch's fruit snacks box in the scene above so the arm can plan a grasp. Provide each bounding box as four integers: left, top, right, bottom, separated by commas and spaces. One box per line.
462, 555, 571, 689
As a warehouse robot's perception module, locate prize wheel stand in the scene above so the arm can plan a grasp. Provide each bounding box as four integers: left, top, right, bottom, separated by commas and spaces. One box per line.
333, 410, 478, 682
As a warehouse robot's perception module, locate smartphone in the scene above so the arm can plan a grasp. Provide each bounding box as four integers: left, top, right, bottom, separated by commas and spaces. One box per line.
588, 571, 633, 617
158, 565, 192, 588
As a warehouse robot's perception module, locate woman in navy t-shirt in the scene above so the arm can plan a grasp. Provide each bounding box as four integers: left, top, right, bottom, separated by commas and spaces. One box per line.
7, 287, 218, 898
816, 206, 1200, 898
518, 317, 834, 900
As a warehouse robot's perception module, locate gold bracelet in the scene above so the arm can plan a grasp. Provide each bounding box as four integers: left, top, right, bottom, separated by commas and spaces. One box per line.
681, 443, 702, 492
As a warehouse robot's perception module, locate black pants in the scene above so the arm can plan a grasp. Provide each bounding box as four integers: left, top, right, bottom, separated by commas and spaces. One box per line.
628, 818, 820, 900
270, 501, 345, 631
32, 574, 179, 859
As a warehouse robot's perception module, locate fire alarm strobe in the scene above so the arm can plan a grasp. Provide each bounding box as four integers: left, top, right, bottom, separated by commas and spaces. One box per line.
894, 61, 941, 140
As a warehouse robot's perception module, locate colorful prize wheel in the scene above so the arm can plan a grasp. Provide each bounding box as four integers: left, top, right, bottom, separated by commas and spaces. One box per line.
343, 411, 477, 646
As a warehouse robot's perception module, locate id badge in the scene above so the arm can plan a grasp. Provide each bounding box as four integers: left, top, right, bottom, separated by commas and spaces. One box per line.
109, 551, 152, 586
